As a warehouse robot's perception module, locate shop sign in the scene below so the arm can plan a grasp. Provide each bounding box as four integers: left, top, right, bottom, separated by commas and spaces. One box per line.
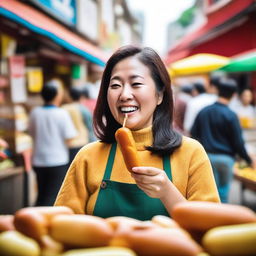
26, 68, 43, 93
9, 56, 25, 77
76, 0, 98, 40
31, 0, 76, 26
9, 56, 27, 103
1, 34, 17, 58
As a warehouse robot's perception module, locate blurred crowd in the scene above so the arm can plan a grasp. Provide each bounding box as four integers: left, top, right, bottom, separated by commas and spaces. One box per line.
26, 64, 103, 207
173, 72, 256, 203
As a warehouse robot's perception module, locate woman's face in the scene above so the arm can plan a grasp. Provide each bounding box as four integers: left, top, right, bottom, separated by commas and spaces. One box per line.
240, 89, 252, 106
107, 56, 163, 130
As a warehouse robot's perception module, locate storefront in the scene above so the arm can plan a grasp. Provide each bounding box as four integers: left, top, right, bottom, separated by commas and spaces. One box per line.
0, 0, 107, 213
166, 0, 256, 92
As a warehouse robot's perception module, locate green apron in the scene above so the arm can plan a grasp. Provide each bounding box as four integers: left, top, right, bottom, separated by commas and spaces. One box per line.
93, 143, 172, 220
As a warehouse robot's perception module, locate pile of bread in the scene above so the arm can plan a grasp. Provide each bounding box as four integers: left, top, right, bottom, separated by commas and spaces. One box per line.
0, 201, 255, 256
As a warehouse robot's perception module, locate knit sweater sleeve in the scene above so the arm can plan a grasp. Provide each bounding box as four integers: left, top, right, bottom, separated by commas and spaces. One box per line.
174, 137, 220, 202
54, 149, 88, 214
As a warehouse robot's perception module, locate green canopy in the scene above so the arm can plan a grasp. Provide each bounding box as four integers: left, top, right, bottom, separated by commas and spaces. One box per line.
219, 52, 256, 72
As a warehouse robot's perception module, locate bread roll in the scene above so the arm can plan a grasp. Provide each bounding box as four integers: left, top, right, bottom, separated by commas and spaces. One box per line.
202, 223, 256, 256
0, 215, 14, 232
171, 201, 256, 232
110, 225, 202, 256
14, 208, 47, 241
0, 230, 40, 256
62, 246, 136, 256
106, 216, 143, 232
14, 206, 74, 241
151, 215, 179, 228
50, 214, 114, 248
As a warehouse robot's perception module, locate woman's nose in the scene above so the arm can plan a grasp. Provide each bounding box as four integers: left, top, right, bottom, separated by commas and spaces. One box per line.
120, 85, 133, 101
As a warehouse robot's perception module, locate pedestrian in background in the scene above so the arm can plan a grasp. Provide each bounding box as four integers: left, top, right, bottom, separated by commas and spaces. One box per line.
29, 79, 77, 206
173, 84, 193, 135
184, 74, 221, 134
80, 86, 97, 114
230, 88, 256, 129
191, 78, 256, 203
85, 63, 104, 100
183, 81, 207, 133
62, 86, 96, 164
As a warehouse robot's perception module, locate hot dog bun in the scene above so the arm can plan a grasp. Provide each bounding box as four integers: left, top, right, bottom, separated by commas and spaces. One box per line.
115, 127, 141, 172
14, 206, 74, 242
0, 215, 14, 232
202, 223, 256, 256
172, 201, 256, 232
151, 215, 180, 229
110, 225, 202, 256
106, 216, 143, 232
49, 214, 114, 248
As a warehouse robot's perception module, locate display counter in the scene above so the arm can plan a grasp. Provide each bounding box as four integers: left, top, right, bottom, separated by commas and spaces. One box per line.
234, 167, 256, 204
0, 166, 24, 214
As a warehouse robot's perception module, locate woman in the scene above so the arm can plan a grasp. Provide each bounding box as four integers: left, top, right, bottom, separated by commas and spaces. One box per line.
55, 46, 219, 220
230, 88, 255, 129
29, 79, 77, 206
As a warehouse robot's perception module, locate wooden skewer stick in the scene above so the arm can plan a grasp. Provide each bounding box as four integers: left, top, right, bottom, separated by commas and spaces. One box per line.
123, 113, 128, 127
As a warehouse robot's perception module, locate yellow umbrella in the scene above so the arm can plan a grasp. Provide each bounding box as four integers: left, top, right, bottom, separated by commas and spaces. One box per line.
169, 53, 230, 76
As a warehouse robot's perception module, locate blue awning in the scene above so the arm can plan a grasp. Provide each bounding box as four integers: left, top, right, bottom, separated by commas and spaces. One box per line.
0, 0, 107, 66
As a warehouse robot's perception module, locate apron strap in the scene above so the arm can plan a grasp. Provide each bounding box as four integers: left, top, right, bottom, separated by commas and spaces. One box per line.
104, 143, 172, 181
163, 155, 172, 181
103, 143, 117, 180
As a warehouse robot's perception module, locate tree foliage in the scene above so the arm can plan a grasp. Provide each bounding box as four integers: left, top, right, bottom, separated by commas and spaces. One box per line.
177, 6, 195, 27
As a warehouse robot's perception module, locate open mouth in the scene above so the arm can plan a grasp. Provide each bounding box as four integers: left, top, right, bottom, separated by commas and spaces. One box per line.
119, 106, 138, 113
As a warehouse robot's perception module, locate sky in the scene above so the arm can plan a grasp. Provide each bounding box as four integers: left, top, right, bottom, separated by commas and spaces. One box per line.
127, 0, 195, 56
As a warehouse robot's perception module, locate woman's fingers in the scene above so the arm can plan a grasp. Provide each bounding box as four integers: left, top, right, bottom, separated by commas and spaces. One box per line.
136, 183, 160, 198
131, 173, 155, 184
131, 167, 166, 185
131, 167, 171, 198
132, 166, 160, 176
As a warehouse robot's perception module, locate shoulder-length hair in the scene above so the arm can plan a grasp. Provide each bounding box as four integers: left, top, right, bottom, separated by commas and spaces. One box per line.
93, 45, 182, 156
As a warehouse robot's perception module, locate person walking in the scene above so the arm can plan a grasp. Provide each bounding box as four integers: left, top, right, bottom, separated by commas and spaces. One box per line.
62, 86, 96, 163
184, 74, 221, 134
29, 79, 77, 206
173, 84, 193, 135
191, 78, 256, 203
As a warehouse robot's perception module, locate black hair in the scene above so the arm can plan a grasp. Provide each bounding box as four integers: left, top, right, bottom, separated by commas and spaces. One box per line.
193, 82, 206, 94
210, 72, 225, 88
93, 45, 182, 156
41, 80, 59, 103
81, 86, 90, 98
218, 78, 237, 99
69, 86, 82, 101
181, 84, 193, 95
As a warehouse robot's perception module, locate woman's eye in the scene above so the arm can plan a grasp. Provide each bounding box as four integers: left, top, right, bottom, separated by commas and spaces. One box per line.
110, 84, 121, 88
132, 83, 142, 87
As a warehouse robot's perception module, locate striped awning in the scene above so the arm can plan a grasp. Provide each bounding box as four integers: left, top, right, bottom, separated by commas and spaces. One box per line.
0, 0, 107, 66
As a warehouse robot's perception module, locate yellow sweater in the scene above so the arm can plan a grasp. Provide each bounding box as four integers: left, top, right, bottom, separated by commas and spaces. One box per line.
55, 126, 220, 214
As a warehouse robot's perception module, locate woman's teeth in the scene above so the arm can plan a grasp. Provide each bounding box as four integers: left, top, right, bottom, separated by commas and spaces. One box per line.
120, 106, 138, 113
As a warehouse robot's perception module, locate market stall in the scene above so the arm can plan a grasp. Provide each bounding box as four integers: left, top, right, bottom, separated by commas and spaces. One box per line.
235, 165, 256, 204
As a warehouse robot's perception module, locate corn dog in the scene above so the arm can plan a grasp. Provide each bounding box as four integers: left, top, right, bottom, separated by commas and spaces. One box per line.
115, 114, 141, 172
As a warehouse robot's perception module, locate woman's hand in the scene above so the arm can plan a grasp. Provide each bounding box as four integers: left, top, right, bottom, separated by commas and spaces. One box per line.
131, 167, 172, 199
131, 166, 186, 214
